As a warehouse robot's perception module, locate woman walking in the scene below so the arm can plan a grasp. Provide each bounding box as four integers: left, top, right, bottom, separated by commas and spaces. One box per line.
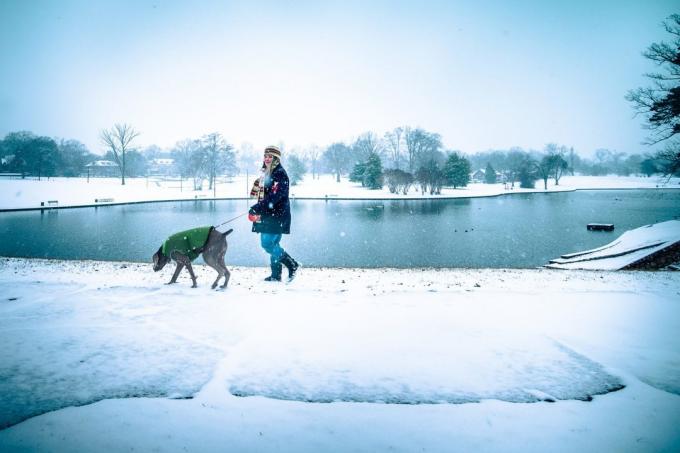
248, 145, 299, 281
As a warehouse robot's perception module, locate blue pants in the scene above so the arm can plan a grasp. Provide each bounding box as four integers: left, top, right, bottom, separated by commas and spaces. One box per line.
260, 233, 284, 267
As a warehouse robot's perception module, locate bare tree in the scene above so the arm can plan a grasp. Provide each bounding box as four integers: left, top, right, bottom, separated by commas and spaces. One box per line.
656, 144, 680, 177
404, 127, 443, 172
304, 144, 321, 180
202, 132, 235, 190
544, 143, 569, 185
626, 14, 680, 145
351, 132, 383, 164
100, 123, 140, 185
171, 138, 206, 189
323, 142, 351, 182
384, 127, 404, 169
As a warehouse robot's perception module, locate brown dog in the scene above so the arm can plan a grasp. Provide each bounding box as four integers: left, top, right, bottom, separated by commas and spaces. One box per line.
153, 227, 233, 289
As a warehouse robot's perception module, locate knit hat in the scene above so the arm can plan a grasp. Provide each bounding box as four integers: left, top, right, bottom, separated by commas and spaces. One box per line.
264, 145, 281, 159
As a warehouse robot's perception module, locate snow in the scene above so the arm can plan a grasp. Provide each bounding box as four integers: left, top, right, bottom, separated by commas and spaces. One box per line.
1, 174, 678, 210
0, 258, 679, 452
547, 220, 680, 270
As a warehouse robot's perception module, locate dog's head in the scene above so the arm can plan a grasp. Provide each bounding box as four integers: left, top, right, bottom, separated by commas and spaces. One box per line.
152, 246, 170, 272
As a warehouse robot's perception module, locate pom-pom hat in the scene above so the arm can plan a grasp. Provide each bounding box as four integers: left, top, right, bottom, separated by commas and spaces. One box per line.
264, 145, 281, 159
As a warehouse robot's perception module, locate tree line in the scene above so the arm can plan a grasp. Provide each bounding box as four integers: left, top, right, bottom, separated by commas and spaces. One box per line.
0, 125, 676, 189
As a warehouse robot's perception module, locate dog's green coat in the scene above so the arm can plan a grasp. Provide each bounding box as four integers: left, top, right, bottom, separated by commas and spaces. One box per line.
162, 226, 213, 261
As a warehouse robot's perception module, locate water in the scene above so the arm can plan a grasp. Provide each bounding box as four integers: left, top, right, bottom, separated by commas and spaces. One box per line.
1, 190, 678, 268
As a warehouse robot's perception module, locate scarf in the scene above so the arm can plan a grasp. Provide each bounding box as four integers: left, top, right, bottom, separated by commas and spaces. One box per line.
250, 159, 279, 200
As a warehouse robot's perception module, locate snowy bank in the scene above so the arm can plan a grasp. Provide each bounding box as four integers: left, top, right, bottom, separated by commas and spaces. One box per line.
547, 220, 680, 270
1, 174, 678, 210
1, 258, 679, 452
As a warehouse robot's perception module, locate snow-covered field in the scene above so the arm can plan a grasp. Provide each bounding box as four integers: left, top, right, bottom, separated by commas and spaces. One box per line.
1, 174, 678, 210
0, 258, 679, 452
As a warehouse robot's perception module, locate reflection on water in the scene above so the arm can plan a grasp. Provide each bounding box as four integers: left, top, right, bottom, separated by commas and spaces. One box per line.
1, 190, 679, 268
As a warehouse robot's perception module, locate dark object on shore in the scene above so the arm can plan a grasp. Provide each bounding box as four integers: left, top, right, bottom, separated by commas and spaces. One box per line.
587, 223, 615, 231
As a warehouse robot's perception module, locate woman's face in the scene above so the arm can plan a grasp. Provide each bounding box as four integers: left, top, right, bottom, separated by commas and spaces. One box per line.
264, 153, 274, 166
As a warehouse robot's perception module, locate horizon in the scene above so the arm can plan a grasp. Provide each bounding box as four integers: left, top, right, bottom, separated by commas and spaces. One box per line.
1, 1, 678, 157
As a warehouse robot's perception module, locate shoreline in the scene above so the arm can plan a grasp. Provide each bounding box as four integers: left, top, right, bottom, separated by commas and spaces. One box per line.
2, 183, 679, 213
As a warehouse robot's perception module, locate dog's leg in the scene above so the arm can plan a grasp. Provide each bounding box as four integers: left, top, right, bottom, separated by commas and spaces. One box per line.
168, 262, 184, 284
204, 253, 223, 289
203, 229, 230, 290
185, 262, 198, 288
219, 249, 230, 288
221, 266, 230, 289
170, 252, 198, 287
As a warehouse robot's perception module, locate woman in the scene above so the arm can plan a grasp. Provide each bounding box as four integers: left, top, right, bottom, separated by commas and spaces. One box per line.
249, 145, 299, 281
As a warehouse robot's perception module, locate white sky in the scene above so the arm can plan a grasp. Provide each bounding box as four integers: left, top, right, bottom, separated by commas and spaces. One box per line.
0, 0, 678, 156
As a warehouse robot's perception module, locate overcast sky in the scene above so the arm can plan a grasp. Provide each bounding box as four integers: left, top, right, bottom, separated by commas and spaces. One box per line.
0, 0, 677, 156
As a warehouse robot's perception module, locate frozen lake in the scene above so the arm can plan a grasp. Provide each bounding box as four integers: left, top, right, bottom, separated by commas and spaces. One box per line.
1, 189, 679, 268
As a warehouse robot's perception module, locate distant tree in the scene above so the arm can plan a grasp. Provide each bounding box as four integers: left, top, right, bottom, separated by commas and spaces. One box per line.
304, 144, 322, 180
171, 138, 206, 189
484, 162, 497, 184
27, 136, 59, 179
415, 166, 429, 194
640, 156, 659, 176
416, 159, 446, 194
383, 169, 399, 193
2, 132, 60, 179
124, 150, 148, 177
384, 127, 404, 169
363, 152, 383, 189
517, 156, 538, 188
100, 123, 140, 185
430, 160, 447, 194
1, 131, 35, 177
626, 14, 680, 145
202, 132, 235, 190
383, 169, 414, 194
537, 155, 553, 190
544, 143, 569, 185
323, 142, 351, 182
404, 127, 442, 172
351, 132, 382, 165
287, 154, 307, 185
349, 161, 366, 186
506, 148, 528, 188
443, 152, 471, 189
656, 145, 680, 176
568, 147, 576, 176
57, 139, 94, 176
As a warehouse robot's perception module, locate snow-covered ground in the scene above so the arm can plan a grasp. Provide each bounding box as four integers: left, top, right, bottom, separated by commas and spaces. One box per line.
0, 258, 679, 452
1, 173, 678, 210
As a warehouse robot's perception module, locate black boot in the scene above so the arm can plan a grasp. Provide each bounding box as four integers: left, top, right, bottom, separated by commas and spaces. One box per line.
280, 252, 299, 281
264, 262, 282, 282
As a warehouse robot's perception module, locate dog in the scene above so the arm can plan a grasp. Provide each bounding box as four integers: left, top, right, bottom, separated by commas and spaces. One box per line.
153, 226, 233, 289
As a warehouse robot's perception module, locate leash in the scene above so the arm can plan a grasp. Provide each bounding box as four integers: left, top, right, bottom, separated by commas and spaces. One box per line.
216, 212, 248, 228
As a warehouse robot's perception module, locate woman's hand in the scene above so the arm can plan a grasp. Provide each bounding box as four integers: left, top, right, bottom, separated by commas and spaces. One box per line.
248, 208, 261, 223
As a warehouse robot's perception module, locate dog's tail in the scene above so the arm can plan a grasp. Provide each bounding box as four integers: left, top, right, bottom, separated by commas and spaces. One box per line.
222, 228, 234, 237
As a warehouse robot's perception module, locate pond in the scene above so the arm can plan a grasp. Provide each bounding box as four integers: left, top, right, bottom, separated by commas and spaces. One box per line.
1, 190, 678, 268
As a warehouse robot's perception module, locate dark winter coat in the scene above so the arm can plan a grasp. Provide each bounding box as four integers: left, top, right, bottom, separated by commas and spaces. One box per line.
162, 226, 213, 261
250, 164, 291, 234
